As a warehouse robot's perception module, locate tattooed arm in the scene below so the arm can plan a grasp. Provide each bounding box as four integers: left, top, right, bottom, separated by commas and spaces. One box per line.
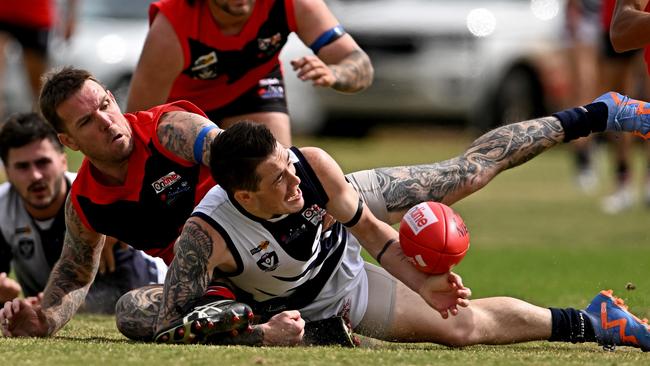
156, 218, 216, 330
291, 0, 373, 93
0, 196, 104, 337
156, 111, 222, 166
155, 217, 304, 346
374, 117, 565, 224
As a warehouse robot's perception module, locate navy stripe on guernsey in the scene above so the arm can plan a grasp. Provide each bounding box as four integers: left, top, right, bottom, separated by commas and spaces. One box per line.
196, 210, 346, 319
197, 147, 347, 320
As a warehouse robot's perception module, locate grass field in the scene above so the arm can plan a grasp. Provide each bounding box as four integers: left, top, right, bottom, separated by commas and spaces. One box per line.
2, 126, 649, 364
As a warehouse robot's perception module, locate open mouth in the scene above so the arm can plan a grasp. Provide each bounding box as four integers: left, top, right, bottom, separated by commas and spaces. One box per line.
287, 188, 302, 202
112, 133, 123, 142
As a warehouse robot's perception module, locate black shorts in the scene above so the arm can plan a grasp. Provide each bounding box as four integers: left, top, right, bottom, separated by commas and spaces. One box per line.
205, 66, 289, 123
601, 31, 639, 60
0, 21, 50, 56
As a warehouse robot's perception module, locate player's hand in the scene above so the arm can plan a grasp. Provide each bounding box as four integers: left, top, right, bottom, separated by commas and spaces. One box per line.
290, 56, 336, 88
0, 272, 21, 303
0, 298, 50, 337
259, 310, 305, 346
418, 271, 471, 319
25, 293, 44, 307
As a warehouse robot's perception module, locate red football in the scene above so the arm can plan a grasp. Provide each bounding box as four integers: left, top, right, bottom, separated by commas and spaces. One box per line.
399, 201, 470, 274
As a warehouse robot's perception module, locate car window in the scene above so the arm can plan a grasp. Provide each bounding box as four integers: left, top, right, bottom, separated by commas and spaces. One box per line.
80, 0, 154, 19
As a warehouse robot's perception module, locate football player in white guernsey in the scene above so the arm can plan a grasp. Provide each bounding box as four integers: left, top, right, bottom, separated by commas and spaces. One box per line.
151, 122, 650, 351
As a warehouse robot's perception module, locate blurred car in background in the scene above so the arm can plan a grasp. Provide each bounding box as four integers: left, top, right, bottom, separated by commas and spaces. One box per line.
0, 0, 152, 117
2, 0, 571, 138
283, 0, 572, 135
48, 0, 153, 109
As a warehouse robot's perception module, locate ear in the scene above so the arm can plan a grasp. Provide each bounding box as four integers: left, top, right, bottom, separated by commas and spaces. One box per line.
233, 190, 253, 204
58, 133, 80, 151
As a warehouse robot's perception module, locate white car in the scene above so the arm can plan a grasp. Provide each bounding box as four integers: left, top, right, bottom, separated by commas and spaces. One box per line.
283, 0, 572, 135
48, 0, 153, 109
6, 0, 569, 138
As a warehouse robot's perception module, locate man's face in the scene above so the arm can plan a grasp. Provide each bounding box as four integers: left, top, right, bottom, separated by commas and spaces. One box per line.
56, 79, 133, 165
212, 0, 255, 17
247, 145, 304, 217
4, 139, 67, 211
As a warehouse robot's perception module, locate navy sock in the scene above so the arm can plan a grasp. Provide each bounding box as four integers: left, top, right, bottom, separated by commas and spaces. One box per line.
553, 102, 608, 142
548, 307, 596, 343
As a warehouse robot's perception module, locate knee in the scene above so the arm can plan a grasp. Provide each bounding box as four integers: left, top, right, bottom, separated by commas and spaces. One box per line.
114, 289, 157, 341
434, 317, 481, 347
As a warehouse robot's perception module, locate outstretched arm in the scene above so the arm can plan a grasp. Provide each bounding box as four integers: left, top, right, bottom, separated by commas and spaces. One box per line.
0, 196, 104, 336
610, 0, 650, 52
303, 147, 471, 318
291, 0, 373, 93
374, 116, 564, 223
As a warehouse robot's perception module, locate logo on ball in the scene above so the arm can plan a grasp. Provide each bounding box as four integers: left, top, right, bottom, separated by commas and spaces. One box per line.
399, 202, 470, 274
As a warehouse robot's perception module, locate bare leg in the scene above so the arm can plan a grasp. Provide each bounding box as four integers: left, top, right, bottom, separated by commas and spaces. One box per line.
373, 117, 565, 223
115, 285, 163, 341
220, 111, 292, 147
21, 48, 47, 110
379, 280, 551, 345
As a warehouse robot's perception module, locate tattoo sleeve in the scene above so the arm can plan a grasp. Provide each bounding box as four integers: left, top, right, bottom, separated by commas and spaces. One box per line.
41, 197, 102, 334
157, 112, 215, 163
330, 49, 374, 93
375, 117, 564, 213
157, 220, 214, 330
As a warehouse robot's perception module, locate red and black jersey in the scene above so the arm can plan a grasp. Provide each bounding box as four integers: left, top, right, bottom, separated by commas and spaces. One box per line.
643, 2, 650, 75
69, 101, 216, 264
0, 0, 55, 28
149, 0, 297, 113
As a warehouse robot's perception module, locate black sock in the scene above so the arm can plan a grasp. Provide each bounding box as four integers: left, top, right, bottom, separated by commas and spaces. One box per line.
553, 102, 608, 142
548, 308, 596, 343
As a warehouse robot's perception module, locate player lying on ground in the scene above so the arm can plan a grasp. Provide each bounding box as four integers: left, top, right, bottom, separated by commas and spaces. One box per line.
150, 122, 650, 351
0, 65, 648, 346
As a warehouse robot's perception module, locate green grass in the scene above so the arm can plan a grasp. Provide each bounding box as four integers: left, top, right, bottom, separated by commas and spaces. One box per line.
2, 127, 650, 364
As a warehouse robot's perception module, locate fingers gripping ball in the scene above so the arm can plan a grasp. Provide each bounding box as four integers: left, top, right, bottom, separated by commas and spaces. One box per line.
399, 202, 470, 274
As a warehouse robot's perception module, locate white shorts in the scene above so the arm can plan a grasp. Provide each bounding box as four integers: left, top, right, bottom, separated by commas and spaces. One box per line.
346, 170, 389, 223
356, 262, 397, 338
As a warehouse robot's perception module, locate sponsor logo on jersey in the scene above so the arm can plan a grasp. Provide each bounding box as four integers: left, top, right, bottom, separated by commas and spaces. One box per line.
257, 33, 282, 53
152, 171, 182, 194
160, 181, 191, 206
282, 224, 307, 244
404, 204, 438, 235
190, 51, 218, 79
256, 251, 279, 272
250, 240, 271, 255
302, 204, 326, 226
15, 226, 31, 235
258, 85, 284, 99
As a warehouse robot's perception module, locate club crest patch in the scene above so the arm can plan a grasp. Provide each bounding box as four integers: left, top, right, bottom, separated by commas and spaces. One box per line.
256, 251, 279, 272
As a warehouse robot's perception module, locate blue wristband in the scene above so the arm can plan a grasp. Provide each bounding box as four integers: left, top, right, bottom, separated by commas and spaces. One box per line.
193, 125, 218, 164
309, 25, 346, 54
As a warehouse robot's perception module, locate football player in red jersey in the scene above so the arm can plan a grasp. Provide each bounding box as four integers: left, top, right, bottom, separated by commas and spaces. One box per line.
126, 0, 373, 147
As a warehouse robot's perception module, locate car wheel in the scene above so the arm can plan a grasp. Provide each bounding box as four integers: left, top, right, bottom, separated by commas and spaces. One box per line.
474, 66, 545, 132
